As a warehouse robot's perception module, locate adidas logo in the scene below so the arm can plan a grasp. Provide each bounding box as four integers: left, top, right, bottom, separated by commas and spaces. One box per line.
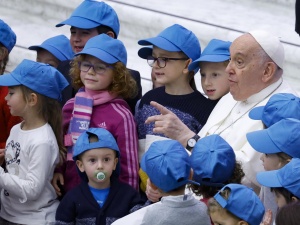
98, 122, 107, 129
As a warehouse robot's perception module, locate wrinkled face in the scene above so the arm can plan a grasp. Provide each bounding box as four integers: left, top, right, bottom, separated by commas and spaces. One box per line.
5, 86, 27, 117
36, 49, 60, 68
260, 153, 284, 171
151, 46, 190, 89
226, 34, 267, 101
210, 209, 242, 225
200, 61, 229, 100
70, 27, 99, 53
76, 148, 118, 189
79, 55, 114, 91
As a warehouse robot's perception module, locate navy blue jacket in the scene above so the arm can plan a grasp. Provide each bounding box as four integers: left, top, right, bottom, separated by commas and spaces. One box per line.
55, 177, 145, 225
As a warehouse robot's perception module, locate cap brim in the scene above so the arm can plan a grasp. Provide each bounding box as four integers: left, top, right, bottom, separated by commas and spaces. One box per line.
249, 106, 264, 120
198, 54, 230, 62
256, 170, 282, 187
138, 37, 181, 52
0, 73, 21, 86
29, 45, 70, 61
246, 130, 281, 154
188, 59, 201, 71
75, 48, 118, 64
138, 47, 152, 59
56, 17, 99, 29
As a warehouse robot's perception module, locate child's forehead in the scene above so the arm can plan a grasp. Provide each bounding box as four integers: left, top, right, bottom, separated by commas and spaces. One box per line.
83, 148, 117, 156
152, 46, 183, 57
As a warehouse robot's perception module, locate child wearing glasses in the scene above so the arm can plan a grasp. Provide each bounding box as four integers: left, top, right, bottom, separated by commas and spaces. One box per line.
53, 34, 139, 197
135, 24, 218, 195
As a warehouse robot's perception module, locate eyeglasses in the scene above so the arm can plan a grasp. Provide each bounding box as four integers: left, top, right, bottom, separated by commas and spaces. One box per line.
79, 61, 112, 75
147, 56, 189, 68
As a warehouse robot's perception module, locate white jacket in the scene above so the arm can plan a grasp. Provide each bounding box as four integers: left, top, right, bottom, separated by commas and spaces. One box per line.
199, 78, 298, 192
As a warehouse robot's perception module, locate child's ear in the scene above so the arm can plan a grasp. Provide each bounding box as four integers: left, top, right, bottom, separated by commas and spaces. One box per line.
28, 93, 38, 106
183, 58, 192, 74
76, 160, 85, 172
113, 158, 118, 170
237, 221, 248, 225
291, 196, 299, 202
105, 31, 115, 39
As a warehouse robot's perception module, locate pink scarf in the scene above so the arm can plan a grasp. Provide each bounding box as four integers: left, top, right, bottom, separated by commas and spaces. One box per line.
65, 87, 117, 161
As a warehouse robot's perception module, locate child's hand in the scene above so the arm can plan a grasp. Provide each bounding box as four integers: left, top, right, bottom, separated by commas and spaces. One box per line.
52, 173, 64, 196
260, 209, 272, 225
0, 149, 5, 166
145, 179, 161, 203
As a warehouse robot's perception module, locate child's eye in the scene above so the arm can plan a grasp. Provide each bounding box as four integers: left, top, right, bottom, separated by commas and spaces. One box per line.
89, 158, 96, 163
104, 157, 110, 162
212, 73, 219, 77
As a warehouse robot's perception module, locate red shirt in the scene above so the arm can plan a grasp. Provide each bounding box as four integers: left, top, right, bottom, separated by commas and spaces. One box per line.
0, 86, 22, 148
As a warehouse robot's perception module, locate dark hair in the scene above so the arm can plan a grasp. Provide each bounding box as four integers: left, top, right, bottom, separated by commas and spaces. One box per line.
271, 187, 299, 204
276, 201, 300, 225
20, 86, 66, 165
96, 25, 117, 38
190, 161, 245, 198
70, 55, 137, 99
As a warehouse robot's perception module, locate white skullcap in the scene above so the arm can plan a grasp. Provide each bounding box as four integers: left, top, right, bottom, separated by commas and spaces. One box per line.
249, 30, 284, 69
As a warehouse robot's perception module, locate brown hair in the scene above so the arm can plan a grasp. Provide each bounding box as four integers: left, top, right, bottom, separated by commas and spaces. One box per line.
0, 43, 9, 75
69, 55, 137, 99
207, 188, 241, 221
276, 201, 300, 225
20, 86, 66, 165
190, 161, 245, 198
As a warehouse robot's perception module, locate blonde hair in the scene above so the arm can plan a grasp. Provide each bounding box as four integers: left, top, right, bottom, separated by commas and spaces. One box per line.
20, 86, 66, 165
69, 55, 137, 99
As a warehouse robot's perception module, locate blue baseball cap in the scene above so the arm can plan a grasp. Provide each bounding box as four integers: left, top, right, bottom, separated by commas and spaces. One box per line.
256, 158, 300, 199
75, 34, 127, 65
249, 93, 300, 127
28, 35, 74, 61
0, 19, 16, 53
138, 24, 201, 73
141, 140, 197, 192
138, 47, 152, 59
190, 134, 236, 187
0, 59, 68, 100
56, 0, 120, 37
214, 184, 265, 225
246, 118, 300, 158
189, 39, 231, 71
73, 128, 120, 178
73, 127, 120, 160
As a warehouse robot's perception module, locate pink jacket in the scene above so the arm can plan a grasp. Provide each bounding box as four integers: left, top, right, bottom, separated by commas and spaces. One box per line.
57, 97, 139, 193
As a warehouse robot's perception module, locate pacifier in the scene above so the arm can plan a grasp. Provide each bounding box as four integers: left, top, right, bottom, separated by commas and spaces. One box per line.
95, 171, 106, 181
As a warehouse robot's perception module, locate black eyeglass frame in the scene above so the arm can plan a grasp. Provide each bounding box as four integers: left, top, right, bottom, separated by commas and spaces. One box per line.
147, 56, 189, 68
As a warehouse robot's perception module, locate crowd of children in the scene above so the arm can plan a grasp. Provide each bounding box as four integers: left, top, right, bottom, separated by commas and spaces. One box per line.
0, 0, 299, 224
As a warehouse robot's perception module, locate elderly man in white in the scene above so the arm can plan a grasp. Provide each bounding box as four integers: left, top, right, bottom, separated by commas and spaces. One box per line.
112, 30, 297, 225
